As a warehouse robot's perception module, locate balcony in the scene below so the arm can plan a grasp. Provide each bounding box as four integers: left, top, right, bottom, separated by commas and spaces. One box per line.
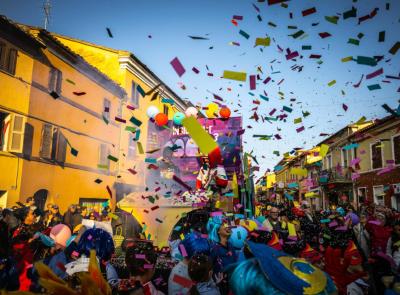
319, 167, 352, 184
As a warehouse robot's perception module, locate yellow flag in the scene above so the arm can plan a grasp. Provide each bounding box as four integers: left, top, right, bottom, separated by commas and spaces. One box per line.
182, 117, 218, 154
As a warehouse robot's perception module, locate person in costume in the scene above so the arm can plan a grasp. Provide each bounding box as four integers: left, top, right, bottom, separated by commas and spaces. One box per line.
118, 240, 164, 295
228, 241, 337, 295
324, 229, 366, 295
207, 215, 237, 294
386, 220, 400, 270
188, 253, 221, 295
168, 232, 211, 295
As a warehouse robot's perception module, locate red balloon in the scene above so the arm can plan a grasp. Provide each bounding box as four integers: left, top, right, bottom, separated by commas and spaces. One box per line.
155, 113, 168, 126
219, 107, 231, 118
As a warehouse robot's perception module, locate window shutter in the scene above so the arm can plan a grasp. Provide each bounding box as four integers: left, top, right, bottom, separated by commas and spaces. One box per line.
56, 69, 63, 94
0, 43, 5, 69
40, 124, 53, 159
7, 49, 17, 75
99, 143, 109, 168
8, 114, 25, 153
103, 98, 111, 121
55, 131, 67, 164
49, 68, 56, 92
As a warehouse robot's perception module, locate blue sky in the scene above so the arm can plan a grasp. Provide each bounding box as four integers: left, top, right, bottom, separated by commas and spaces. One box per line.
1, 0, 399, 177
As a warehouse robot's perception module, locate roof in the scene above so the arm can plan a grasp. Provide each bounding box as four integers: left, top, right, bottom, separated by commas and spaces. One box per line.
0, 15, 44, 48
348, 115, 398, 141
16, 23, 127, 99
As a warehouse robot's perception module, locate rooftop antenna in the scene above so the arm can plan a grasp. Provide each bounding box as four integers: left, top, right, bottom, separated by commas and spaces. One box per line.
43, 0, 51, 30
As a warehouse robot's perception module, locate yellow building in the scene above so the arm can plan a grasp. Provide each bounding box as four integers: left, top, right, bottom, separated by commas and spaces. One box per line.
1, 17, 126, 211
51, 34, 188, 198
350, 115, 400, 208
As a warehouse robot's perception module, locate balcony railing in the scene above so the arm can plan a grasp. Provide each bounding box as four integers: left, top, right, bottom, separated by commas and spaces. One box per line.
319, 167, 352, 183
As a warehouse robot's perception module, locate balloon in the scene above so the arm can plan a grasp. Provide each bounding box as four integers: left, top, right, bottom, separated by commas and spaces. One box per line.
206, 103, 218, 118
185, 107, 198, 118
173, 112, 185, 125
219, 107, 231, 118
50, 224, 71, 248
147, 106, 160, 119
240, 219, 258, 231
229, 226, 248, 249
155, 113, 168, 126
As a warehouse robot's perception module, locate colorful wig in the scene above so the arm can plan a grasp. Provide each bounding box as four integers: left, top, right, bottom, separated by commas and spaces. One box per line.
229, 258, 283, 295
180, 232, 211, 258
76, 228, 115, 261
206, 215, 224, 243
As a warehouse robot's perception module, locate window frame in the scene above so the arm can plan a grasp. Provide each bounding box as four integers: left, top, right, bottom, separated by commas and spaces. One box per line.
370, 141, 384, 170
392, 134, 400, 165
8, 114, 26, 153
127, 133, 137, 160
0, 42, 17, 76
130, 81, 140, 108
341, 148, 348, 168
103, 98, 111, 121
373, 185, 385, 206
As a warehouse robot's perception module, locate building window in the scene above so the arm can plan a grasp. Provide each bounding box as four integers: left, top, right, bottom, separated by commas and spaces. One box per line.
371, 142, 383, 170
351, 147, 358, 160
0, 112, 25, 153
393, 134, 400, 165
341, 149, 348, 167
98, 143, 109, 169
163, 105, 169, 117
49, 68, 62, 95
373, 185, 384, 206
39, 124, 67, 163
357, 187, 367, 204
127, 133, 136, 159
103, 98, 111, 121
0, 42, 17, 75
131, 81, 140, 107
325, 154, 332, 170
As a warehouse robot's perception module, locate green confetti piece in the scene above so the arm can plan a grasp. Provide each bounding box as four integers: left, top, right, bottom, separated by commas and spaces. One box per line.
65, 78, 76, 85
357, 33, 364, 39
328, 80, 336, 86
343, 7, 357, 19
70, 147, 79, 156
268, 22, 277, 27
145, 158, 157, 164
379, 31, 385, 42
282, 106, 292, 113
287, 25, 297, 29
239, 30, 250, 39
130, 116, 142, 127
302, 45, 312, 50
294, 118, 302, 124
291, 30, 305, 39
348, 38, 360, 46
136, 84, 145, 97
125, 126, 136, 132
107, 155, 118, 162
260, 94, 269, 101
102, 115, 109, 125
325, 15, 338, 24
97, 164, 108, 170
135, 129, 141, 141
367, 84, 381, 91
356, 56, 377, 66
148, 196, 155, 203
161, 98, 174, 105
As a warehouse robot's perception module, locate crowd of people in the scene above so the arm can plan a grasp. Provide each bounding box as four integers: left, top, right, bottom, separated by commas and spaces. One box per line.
1, 195, 400, 295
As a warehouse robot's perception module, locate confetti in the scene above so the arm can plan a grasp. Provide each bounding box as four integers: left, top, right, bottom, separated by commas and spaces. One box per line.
170, 57, 186, 77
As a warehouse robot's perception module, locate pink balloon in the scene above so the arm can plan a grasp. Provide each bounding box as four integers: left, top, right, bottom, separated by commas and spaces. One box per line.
50, 224, 71, 248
